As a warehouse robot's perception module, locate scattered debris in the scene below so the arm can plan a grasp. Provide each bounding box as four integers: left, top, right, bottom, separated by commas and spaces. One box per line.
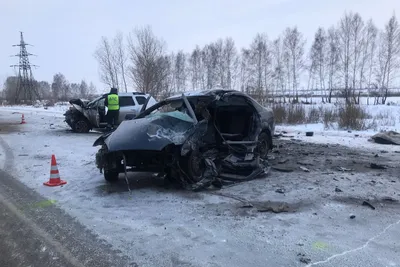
271, 166, 294, 172
254, 201, 290, 213
335, 187, 343, 193
362, 201, 375, 210
374, 154, 379, 158
371, 131, 400, 145
370, 163, 387, 170
337, 167, 353, 172
297, 161, 314, 166
382, 197, 398, 203
297, 253, 311, 264
275, 188, 285, 194
18, 154, 29, 157
299, 166, 310, 172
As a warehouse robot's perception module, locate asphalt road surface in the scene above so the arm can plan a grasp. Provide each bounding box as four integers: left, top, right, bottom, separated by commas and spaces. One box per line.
0, 164, 135, 267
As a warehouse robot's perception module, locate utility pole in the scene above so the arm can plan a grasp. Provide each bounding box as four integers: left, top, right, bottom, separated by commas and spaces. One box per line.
10, 32, 40, 104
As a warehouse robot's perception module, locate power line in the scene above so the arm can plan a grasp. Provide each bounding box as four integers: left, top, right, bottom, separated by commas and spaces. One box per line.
10, 31, 40, 104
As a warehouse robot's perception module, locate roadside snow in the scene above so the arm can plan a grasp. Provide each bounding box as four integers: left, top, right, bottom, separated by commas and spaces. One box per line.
0, 104, 69, 117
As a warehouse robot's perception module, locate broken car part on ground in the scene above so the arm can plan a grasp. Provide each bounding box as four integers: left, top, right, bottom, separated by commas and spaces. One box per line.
93, 89, 275, 191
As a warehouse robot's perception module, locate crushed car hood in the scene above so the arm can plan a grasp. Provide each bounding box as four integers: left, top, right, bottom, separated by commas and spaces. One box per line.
69, 99, 90, 114
69, 98, 90, 107
99, 112, 196, 152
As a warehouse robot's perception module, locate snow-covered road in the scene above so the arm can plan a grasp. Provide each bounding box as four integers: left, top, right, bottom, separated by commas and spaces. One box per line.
1, 105, 400, 267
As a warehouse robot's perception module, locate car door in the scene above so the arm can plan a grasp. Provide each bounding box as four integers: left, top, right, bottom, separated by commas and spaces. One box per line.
117, 96, 136, 123
85, 98, 103, 127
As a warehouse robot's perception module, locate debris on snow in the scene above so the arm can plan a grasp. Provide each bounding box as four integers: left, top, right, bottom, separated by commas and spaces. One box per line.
299, 166, 310, 172
271, 166, 294, 172
370, 131, 400, 145
335, 187, 343, 193
370, 163, 387, 170
337, 167, 353, 172
275, 188, 285, 194
362, 201, 376, 210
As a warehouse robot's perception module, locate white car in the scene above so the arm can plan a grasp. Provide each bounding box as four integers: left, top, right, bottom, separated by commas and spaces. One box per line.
64, 92, 158, 133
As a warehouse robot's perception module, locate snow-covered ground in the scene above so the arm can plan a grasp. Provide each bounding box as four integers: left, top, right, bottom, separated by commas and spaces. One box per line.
274, 101, 400, 153
0, 104, 400, 267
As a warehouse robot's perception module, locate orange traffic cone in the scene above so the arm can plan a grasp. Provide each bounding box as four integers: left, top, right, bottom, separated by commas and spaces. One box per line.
44, 155, 67, 187
20, 114, 26, 124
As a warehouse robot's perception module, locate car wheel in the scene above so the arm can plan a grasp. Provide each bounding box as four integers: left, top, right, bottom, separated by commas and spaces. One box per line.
181, 150, 204, 183
73, 119, 90, 133
257, 131, 271, 159
104, 169, 119, 183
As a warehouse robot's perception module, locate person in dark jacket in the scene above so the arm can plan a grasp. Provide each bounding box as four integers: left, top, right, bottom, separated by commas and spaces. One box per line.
104, 87, 119, 130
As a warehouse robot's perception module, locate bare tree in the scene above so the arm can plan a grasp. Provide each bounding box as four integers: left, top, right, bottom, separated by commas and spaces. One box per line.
37, 81, 51, 100
51, 73, 69, 101
79, 80, 89, 97
201, 43, 219, 89
326, 27, 341, 103
94, 37, 120, 89
359, 19, 378, 93
376, 14, 400, 104
127, 25, 169, 97
271, 37, 286, 102
366, 20, 378, 91
113, 32, 128, 92
309, 27, 327, 101
188, 46, 206, 90
350, 13, 365, 103
337, 12, 353, 102
174, 50, 187, 92
3, 76, 18, 103
88, 82, 97, 96
239, 48, 254, 94
283, 27, 306, 102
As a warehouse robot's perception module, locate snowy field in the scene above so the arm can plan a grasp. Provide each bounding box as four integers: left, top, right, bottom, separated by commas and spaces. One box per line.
1, 103, 400, 267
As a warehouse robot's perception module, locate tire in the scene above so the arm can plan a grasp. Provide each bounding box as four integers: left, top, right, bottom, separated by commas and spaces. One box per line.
104, 169, 119, 183
180, 150, 204, 183
257, 131, 271, 159
73, 119, 90, 133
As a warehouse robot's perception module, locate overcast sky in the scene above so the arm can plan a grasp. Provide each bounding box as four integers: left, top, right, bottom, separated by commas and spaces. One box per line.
1, 0, 399, 93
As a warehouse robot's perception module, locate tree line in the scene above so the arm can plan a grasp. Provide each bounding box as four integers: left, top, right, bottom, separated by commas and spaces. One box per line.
1, 73, 97, 104
95, 11, 400, 105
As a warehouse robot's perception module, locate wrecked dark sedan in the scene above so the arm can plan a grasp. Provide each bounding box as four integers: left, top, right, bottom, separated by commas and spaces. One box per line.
93, 89, 275, 190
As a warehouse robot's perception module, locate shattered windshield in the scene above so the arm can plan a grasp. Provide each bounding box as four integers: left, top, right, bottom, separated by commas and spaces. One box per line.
87, 95, 104, 107
144, 99, 195, 123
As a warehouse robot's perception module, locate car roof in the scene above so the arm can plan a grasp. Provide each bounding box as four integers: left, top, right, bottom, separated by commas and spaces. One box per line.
118, 92, 149, 97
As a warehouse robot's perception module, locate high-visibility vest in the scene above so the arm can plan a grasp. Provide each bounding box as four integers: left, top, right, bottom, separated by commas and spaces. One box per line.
107, 94, 119, 110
